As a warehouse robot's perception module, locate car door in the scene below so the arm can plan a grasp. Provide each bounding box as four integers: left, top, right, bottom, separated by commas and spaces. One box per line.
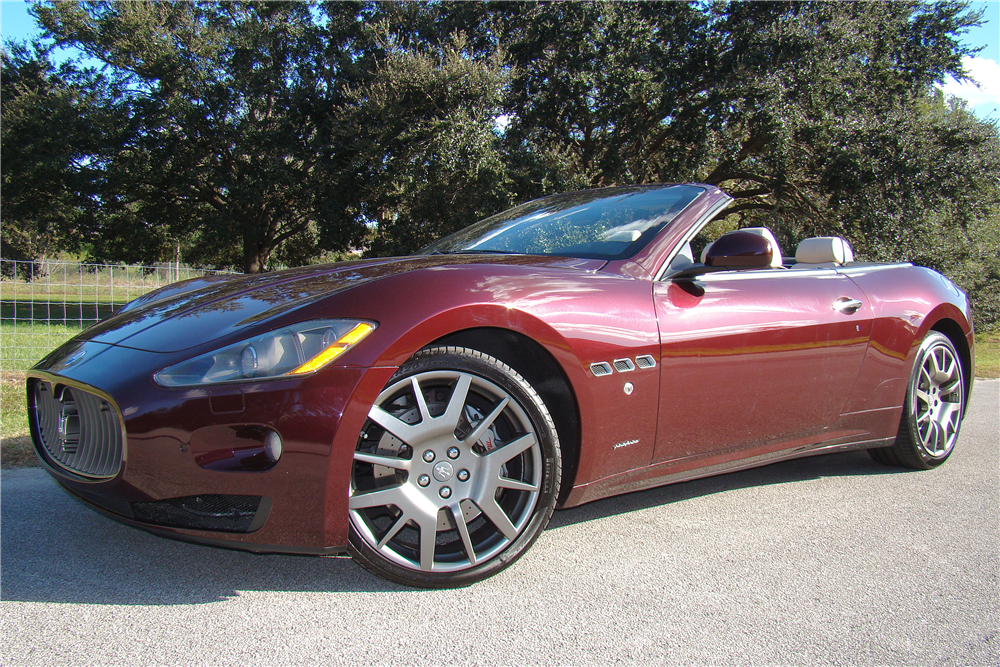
651, 266, 872, 464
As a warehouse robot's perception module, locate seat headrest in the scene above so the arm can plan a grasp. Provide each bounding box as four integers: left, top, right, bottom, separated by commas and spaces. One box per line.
795, 237, 855, 265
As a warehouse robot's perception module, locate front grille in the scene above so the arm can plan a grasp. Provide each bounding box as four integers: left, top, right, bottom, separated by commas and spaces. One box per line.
132, 495, 263, 533
31, 380, 124, 479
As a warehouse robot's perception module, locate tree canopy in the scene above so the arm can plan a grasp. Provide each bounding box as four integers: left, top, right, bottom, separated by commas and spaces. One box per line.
2, 0, 998, 326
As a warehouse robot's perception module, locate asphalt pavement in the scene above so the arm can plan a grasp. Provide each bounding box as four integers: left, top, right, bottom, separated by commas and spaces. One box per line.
2, 379, 997, 666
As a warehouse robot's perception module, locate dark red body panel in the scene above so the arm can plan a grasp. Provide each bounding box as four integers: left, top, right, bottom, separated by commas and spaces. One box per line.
28, 186, 975, 555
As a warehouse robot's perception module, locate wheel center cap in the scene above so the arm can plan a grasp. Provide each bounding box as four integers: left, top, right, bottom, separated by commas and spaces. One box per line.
432, 461, 454, 482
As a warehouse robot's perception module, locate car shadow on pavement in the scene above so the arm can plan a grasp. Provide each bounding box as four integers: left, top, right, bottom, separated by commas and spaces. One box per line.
548, 449, 905, 529
0, 470, 409, 605
1, 449, 901, 605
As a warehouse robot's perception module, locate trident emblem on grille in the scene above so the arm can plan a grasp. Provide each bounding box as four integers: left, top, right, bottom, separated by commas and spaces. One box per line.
56, 389, 81, 454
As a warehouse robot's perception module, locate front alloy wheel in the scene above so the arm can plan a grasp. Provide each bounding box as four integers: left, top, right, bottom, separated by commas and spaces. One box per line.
348, 346, 561, 587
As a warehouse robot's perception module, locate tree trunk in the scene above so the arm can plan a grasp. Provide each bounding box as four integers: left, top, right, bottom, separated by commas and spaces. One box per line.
243, 238, 268, 274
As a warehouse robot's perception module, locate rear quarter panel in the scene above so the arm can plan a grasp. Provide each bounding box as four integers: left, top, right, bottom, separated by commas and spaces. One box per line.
839, 264, 974, 436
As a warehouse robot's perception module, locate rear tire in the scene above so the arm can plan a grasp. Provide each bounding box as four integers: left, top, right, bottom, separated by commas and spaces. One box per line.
868, 331, 965, 470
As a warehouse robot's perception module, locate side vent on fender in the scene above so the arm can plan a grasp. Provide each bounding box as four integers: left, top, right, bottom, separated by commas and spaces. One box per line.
635, 355, 656, 369
590, 362, 613, 377
613, 358, 636, 373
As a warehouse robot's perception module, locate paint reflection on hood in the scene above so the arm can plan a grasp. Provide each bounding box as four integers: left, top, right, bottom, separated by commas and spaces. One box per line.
76, 254, 606, 353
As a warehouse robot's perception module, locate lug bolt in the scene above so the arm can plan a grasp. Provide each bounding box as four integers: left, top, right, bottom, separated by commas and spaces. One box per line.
457, 469, 470, 482
439, 486, 452, 499
417, 474, 430, 487
447, 446, 460, 459
422, 450, 435, 463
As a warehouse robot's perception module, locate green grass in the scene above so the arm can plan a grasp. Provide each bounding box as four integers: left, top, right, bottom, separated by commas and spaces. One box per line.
975, 332, 1000, 379
1, 323, 83, 467
0, 322, 85, 372
0, 300, 123, 324
1, 375, 35, 467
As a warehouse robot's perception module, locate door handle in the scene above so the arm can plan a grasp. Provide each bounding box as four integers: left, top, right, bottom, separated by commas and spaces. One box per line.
833, 297, 863, 314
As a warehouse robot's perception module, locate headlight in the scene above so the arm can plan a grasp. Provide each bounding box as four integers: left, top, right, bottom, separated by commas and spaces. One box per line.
154, 319, 376, 387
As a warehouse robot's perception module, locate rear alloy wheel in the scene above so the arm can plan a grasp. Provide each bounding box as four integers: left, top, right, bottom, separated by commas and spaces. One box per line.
348, 346, 561, 587
869, 331, 965, 469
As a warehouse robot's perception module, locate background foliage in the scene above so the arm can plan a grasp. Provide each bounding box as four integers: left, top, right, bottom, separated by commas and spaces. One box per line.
2, 0, 998, 328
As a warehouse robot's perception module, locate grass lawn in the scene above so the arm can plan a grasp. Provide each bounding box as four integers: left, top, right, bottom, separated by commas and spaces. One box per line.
1, 323, 83, 467
0, 322, 84, 372
975, 331, 1000, 379
2, 329, 998, 469
0, 374, 35, 467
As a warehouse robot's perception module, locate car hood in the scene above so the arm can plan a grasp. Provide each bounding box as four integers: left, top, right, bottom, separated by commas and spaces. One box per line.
75, 254, 606, 353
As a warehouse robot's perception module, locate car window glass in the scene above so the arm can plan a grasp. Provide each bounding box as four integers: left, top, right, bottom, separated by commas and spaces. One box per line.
422, 185, 705, 261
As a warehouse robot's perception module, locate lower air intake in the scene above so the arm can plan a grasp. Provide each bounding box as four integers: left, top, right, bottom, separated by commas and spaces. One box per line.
132, 495, 264, 533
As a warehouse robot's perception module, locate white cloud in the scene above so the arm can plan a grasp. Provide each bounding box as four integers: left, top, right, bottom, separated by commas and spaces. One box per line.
938, 56, 1000, 113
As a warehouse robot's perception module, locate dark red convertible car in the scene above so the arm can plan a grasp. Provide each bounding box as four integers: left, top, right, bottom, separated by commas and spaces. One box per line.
28, 184, 974, 587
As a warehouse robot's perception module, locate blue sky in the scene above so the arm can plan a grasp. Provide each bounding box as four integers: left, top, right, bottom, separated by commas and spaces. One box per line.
2, 0, 997, 118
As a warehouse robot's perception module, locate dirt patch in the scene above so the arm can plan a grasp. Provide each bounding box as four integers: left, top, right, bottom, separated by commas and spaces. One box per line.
2, 435, 38, 468
1, 371, 27, 384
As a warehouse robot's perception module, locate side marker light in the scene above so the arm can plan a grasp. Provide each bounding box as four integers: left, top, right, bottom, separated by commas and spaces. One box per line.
289, 322, 375, 375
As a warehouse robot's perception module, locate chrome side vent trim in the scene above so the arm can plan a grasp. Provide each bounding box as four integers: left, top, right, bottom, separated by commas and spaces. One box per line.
613, 358, 636, 373
635, 354, 657, 369
590, 362, 613, 377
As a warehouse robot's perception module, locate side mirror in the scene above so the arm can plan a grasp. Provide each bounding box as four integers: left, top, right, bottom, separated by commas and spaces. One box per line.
667, 231, 775, 281
704, 231, 773, 269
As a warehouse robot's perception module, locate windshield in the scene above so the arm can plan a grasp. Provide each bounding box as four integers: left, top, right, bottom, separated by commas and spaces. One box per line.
421, 184, 705, 260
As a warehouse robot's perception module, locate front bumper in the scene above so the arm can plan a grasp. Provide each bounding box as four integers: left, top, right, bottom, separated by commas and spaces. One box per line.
28, 341, 396, 555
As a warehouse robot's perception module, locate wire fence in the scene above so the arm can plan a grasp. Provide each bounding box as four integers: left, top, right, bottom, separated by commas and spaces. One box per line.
0, 259, 237, 372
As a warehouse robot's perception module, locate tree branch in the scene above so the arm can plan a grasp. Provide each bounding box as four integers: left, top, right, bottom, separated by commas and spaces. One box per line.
720, 201, 775, 217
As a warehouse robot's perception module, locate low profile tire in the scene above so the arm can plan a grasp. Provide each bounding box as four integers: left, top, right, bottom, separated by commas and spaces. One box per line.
348, 346, 562, 588
869, 331, 966, 470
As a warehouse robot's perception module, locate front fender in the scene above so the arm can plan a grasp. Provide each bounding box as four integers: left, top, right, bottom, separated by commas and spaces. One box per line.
315, 263, 663, 487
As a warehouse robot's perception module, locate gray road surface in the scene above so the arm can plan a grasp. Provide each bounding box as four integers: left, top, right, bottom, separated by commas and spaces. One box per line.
2, 380, 997, 666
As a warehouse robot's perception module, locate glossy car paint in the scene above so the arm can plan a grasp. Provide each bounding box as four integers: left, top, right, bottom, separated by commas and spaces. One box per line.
28, 184, 975, 555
